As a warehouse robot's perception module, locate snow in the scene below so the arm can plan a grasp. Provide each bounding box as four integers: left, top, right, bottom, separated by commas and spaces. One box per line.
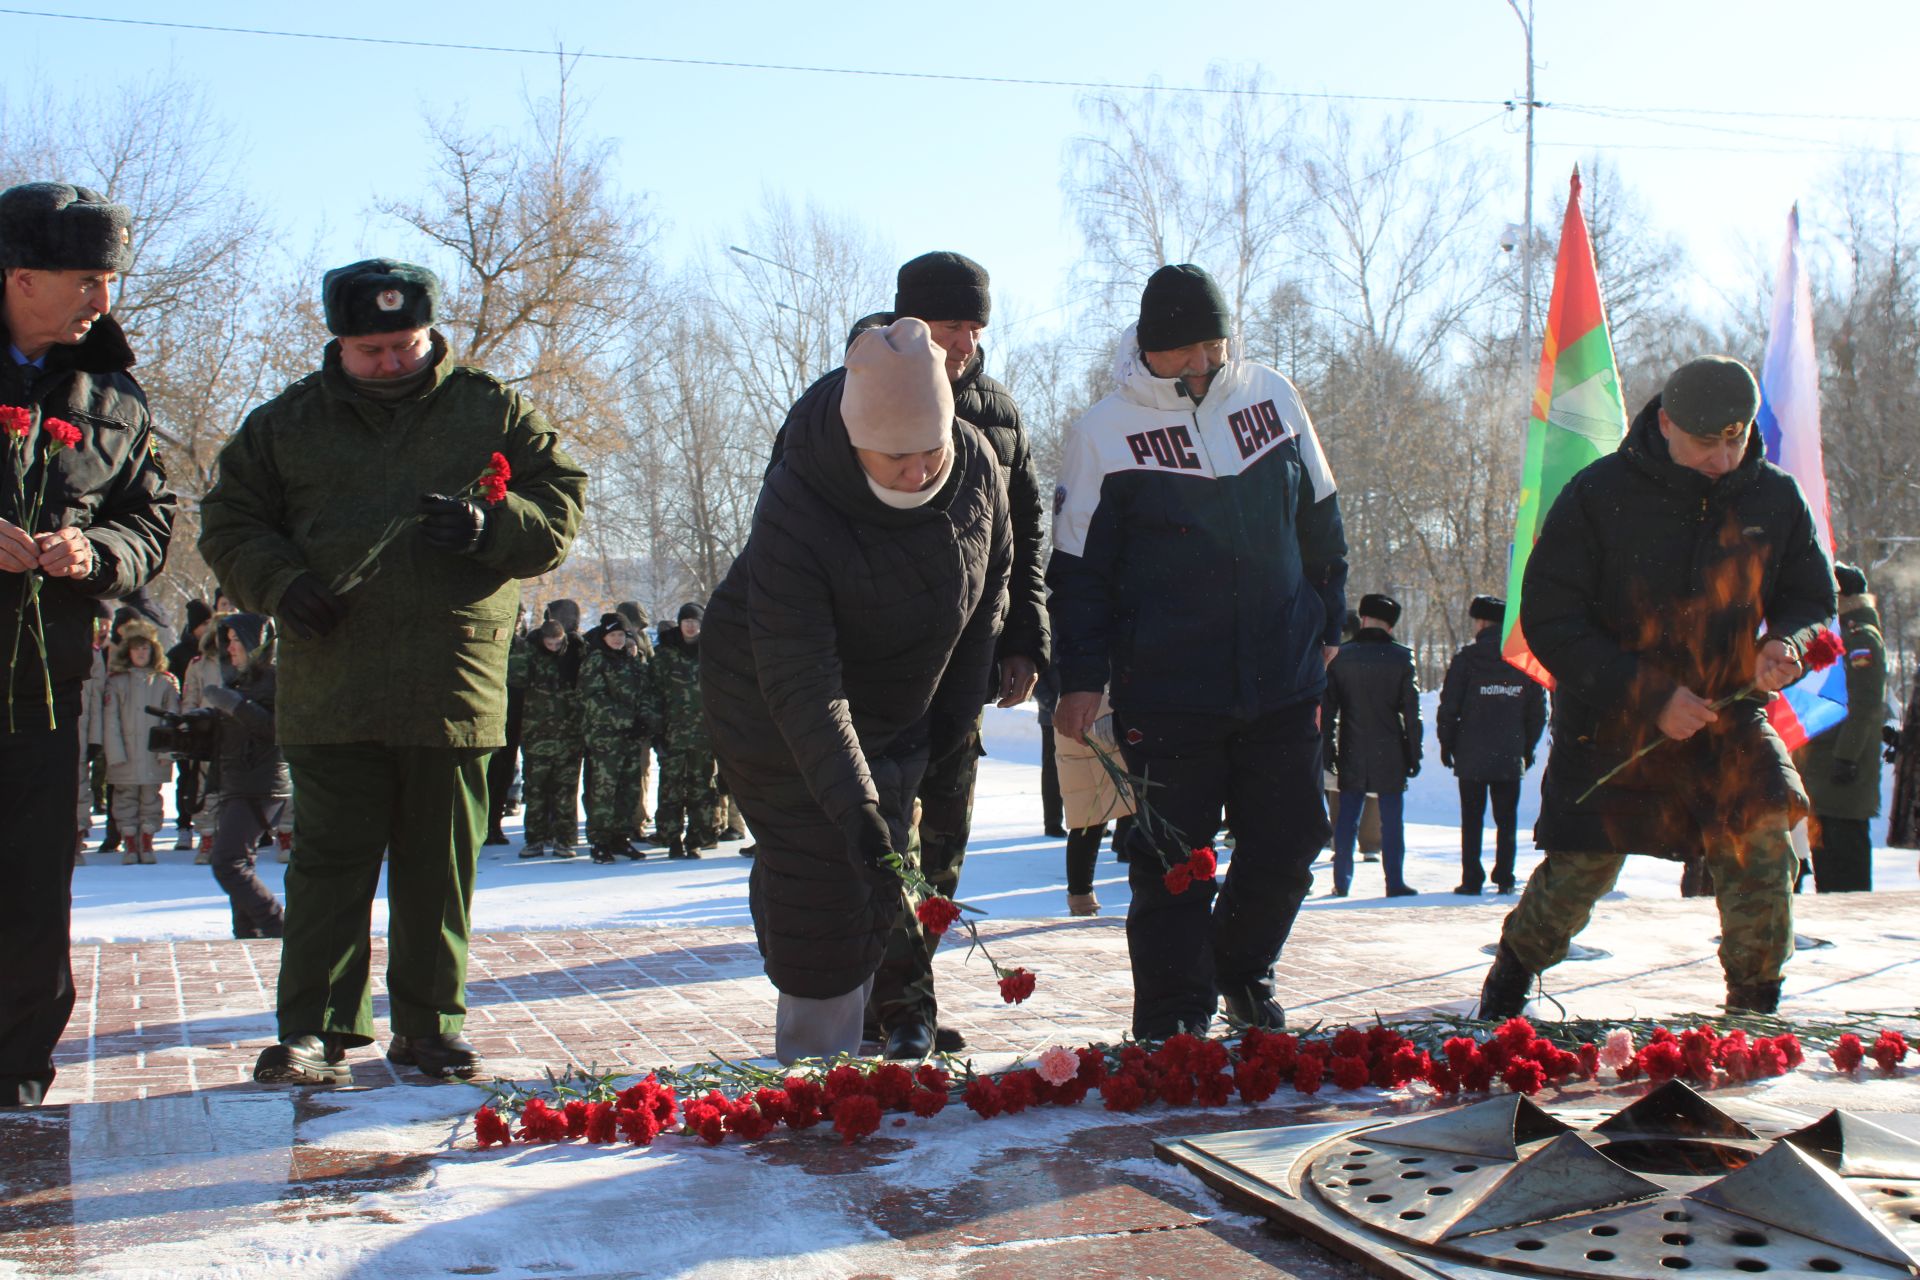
71, 695, 1917, 942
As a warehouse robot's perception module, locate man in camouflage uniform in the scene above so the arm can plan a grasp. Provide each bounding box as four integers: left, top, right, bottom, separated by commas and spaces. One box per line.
520, 601, 585, 858
1793, 563, 1887, 892
200, 259, 586, 1084
614, 600, 659, 842
579, 610, 654, 863
1477, 357, 1833, 1019
651, 602, 716, 858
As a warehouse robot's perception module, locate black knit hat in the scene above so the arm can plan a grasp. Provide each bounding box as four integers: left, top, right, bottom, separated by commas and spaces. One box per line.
599, 611, 626, 633
1358, 593, 1402, 627
894, 252, 990, 325
1137, 264, 1230, 351
1662, 356, 1760, 439
845, 310, 895, 352
678, 602, 705, 623
1468, 594, 1505, 624
1834, 562, 1868, 597
183, 599, 214, 632
0, 182, 134, 273
322, 258, 441, 337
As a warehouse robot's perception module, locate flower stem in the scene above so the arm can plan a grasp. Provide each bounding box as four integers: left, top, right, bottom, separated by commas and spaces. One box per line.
1575, 683, 1761, 806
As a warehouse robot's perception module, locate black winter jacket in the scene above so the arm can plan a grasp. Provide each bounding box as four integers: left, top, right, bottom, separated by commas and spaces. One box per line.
706, 371, 1010, 997
1327, 628, 1422, 793
1525, 394, 1835, 856
0, 310, 175, 701
1438, 629, 1547, 782
769, 352, 1048, 672
207, 613, 289, 797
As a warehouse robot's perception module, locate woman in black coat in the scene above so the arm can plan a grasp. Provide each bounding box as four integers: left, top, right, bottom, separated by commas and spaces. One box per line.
702, 318, 1011, 1063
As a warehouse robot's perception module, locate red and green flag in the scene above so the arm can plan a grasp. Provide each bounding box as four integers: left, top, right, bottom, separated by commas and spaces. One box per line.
1500, 169, 1628, 688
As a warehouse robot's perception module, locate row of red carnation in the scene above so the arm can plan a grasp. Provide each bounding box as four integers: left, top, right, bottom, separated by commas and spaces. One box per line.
470, 1017, 1912, 1151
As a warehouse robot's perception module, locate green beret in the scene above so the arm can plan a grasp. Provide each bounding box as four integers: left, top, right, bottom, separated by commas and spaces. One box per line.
0, 182, 134, 273
322, 258, 441, 337
1662, 356, 1760, 439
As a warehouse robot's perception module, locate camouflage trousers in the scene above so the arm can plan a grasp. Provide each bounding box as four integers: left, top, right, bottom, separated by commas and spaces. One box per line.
521, 734, 583, 848
586, 739, 648, 846
869, 715, 982, 1032
654, 743, 717, 846
1500, 829, 1798, 987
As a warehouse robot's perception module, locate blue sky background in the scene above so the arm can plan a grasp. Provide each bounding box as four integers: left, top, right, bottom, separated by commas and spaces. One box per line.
5, 1, 1916, 332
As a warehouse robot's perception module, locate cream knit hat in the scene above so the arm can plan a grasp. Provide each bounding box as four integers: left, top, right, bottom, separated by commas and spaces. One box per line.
842, 317, 953, 454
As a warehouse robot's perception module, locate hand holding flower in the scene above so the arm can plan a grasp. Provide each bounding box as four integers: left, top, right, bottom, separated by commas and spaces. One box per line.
0, 518, 38, 573
1753, 637, 1803, 693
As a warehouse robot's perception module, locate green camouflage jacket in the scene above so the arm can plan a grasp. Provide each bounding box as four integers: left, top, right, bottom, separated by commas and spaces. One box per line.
198, 336, 587, 747
650, 628, 707, 749
578, 641, 655, 744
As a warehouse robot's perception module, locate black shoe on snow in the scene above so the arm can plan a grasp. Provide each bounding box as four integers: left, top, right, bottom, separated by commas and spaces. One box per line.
1477, 942, 1535, 1021
883, 1022, 935, 1061
254, 1034, 352, 1085
739, 844, 757, 859
933, 1026, 967, 1054
719, 827, 747, 842
620, 841, 649, 861
1220, 989, 1286, 1030
386, 1033, 481, 1080
665, 839, 688, 859
590, 844, 618, 864
1452, 884, 1483, 896
483, 828, 509, 847
1725, 981, 1782, 1015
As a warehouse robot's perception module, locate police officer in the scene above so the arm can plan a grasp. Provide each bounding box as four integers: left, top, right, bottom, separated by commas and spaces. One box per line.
200, 259, 586, 1084
1793, 563, 1886, 892
1326, 593, 1423, 897
1437, 595, 1546, 895
1477, 356, 1833, 1018
0, 182, 176, 1106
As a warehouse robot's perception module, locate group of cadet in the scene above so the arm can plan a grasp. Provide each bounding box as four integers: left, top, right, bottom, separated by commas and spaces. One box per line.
0, 173, 1893, 1107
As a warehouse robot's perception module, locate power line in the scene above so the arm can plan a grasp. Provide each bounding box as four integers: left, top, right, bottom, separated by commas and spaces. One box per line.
0, 8, 1504, 109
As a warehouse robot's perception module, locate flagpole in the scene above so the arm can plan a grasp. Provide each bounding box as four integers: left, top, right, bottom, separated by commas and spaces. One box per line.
1508, 0, 1537, 363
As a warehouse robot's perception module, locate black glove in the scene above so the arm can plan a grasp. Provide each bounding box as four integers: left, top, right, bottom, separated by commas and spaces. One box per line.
1407, 760, 1422, 779
418, 493, 487, 554
1832, 758, 1860, 787
277, 573, 348, 640
841, 802, 898, 885
1439, 748, 1456, 771
1885, 726, 1902, 764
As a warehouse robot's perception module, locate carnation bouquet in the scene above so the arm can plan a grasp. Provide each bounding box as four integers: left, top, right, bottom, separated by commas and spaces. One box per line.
1, 405, 85, 730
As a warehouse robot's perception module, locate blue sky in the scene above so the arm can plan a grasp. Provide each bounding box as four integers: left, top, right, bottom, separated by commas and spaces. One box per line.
6, 1, 1916, 333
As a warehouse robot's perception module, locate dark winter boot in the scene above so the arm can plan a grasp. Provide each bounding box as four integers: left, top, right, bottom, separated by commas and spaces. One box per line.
100, 817, 121, 854
483, 825, 508, 847
589, 842, 618, 865
883, 1021, 935, 1061
1477, 942, 1535, 1020
665, 837, 688, 859
1725, 981, 1782, 1015
253, 1034, 352, 1085
386, 1033, 481, 1080
1220, 988, 1287, 1030
619, 840, 649, 862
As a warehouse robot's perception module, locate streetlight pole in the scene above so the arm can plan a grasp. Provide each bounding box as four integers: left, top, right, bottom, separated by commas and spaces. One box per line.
728, 244, 821, 389
1506, 0, 1538, 368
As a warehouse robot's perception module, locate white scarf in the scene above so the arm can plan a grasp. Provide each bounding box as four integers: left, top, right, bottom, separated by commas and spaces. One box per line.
865, 449, 954, 510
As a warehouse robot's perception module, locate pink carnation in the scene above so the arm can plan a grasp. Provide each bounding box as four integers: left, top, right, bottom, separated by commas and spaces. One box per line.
1599, 1027, 1636, 1072
1036, 1045, 1080, 1087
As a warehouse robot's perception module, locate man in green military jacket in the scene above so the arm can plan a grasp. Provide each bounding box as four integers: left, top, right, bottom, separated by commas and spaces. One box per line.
1794, 562, 1887, 892
199, 259, 587, 1084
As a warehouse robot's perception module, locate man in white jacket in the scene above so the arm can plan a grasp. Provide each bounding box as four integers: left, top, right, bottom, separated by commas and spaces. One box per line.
1049, 265, 1348, 1040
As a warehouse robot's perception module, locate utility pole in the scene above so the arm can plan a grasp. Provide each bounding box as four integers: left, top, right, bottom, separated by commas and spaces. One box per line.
729, 244, 820, 388
1507, 0, 1538, 366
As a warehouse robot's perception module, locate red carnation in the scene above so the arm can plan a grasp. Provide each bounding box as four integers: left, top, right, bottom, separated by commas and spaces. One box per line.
997, 967, 1036, 1004
1389, 1044, 1429, 1086
1155, 1067, 1196, 1107
1196, 1071, 1234, 1107
869, 1062, 917, 1111
0, 405, 29, 438
1748, 1039, 1789, 1078
1331, 1027, 1368, 1058
1495, 1017, 1537, 1052
1187, 846, 1218, 880
1801, 628, 1846, 672
831, 1094, 882, 1145
1442, 1035, 1479, 1072
684, 1091, 731, 1145
1639, 1041, 1686, 1083
1292, 1056, 1325, 1094
514, 1096, 569, 1143
563, 1098, 591, 1139
915, 1064, 951, 1093
962, 1076, 1004, 1119
616, 1104, 663, 1145
473, 1105, 513, 1148
998, 1069, 1041, 1114
1423, 1059, 1460, 1096
909, 1087, 948, 1118
1330, 1054, 1370, 1091
42, 417, 81, 449
1502, 1059, 1547, 1095
479, 451, 512, 505
1195, 1038, 1231, 1076
1074, 1047, 1108, 1088
1234, 1060, 1281, 1104
915, 895, 963, 937
583, 1100, 619, 1144
1577, 1042, 1601, 1080
725, 1101, 775, 1141
781, 1077, 824, 1130
1832, 1034, 1866, 1074
1163, 863, 1193, 895
823, 1064, 869, 1102
1100, 1069, 1150, 1112
1871, 1030, 1909, 1073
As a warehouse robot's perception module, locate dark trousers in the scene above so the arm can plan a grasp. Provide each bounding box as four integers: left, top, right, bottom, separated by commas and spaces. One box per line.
278, 743, 489, 1046
1810, 815, 1873, 892
174, 759, 204, 829
1065, 824, 1106, 895
869, 721, 978, 1032
1334, 789, 1407, 893
1039, 724, 1063, 833
485, 688, 524, 830
0, 684, 82, 1105
211, 795, 287, 938
1116, 701, 1328, 1039
1458, 777, 1521, 890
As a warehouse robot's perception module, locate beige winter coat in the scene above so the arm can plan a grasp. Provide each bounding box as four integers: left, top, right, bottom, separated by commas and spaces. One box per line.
179, 616, 230, 712
102, 623, 178, 786
1054, 693, 1136, 829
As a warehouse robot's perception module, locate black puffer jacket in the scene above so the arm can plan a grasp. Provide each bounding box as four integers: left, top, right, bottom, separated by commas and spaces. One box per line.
1438, 629, 1547, 782
770, 352, 1048, 672
0, 309, 175, 700
1326, 628, 1422, 793
1525, 394, 1835, 857
705, 372, 1011, 998
207, 613, 289, 798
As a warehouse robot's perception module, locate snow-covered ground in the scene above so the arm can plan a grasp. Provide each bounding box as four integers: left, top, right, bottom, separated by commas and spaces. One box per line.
72, 694, 1916, 942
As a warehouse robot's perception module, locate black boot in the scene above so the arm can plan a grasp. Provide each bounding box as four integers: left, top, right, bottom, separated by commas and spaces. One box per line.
1477, 942, 1535, 1020
483, 825, 508, 847
253, 1033, 352, 1085
589, 842, 618, 865
666, 837, 689, 859
387, 1033, 481, 1080
620, 840, 649, 861
1725, 980, 1782, 1015
933, 1026, 967, 1053
1220, 988, 1287, 1029
883, 1021, 935, 1061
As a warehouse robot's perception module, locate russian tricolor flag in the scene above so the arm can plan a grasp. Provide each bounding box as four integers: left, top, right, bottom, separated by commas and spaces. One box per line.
1757, 206, 1845, 751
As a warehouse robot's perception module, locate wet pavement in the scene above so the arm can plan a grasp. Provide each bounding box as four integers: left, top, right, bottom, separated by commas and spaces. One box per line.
4, 893, 1918, 1277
